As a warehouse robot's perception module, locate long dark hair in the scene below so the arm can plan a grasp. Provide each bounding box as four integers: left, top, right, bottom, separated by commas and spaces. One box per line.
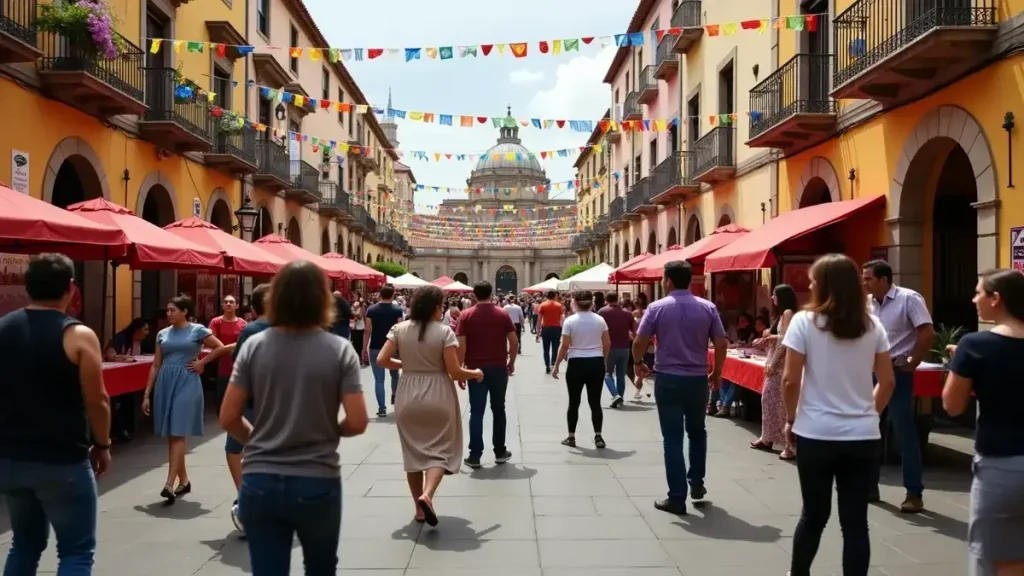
770, 284, 799, 335
267, 261, 334, 329
410, 285, 443, 341
806, 254, 870, 339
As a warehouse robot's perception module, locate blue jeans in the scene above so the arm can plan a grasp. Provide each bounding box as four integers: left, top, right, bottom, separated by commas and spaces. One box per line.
540, 326, 562, 369
0, 458, 97, 575
654, 373, 709, 502
468, 366, 509, 459
718, 379, 738, 406
238, 473, 342, 576
369, 348, 399, 410
604, 348, 629, 398
884, 369, 924, 496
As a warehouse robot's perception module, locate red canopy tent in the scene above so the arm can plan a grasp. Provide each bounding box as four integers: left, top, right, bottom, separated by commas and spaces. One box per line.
163, 217, 287, 276
66, 198, 224, 270
705, 196, 886, 273
321, 253, 386, 289
607, 252, 654, 283
613, 225, 750, 283
441, 280, 473, 293
253, 234, 352, 280
431, 275, 454, 287
0, 184, 128, 260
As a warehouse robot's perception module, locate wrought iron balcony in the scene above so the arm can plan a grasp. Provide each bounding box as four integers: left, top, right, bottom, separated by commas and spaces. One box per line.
626, 177, 655, 217
593, 215, 610, 237
318, 181, 351, 218
669, 0, 704, 54
609, 196, 627, 227
0, 0, 41, 63
37, 30, 145, 118
623, 91, 642, 121
832, 0, 997, 103
692, 127, 736, 184
571, 232, 593, 253
654, 34, 679, 79
748, 53, 838, 151
253, 139, 291, 190
206, 122, 258, 174
651, 151, 700, 205
638, 65, 659, 105
140, 67, 213, 152
350, 205, 375, 234
285, 160, 321, 205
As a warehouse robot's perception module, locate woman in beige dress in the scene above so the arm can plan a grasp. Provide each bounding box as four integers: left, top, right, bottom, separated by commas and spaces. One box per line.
377, 285, 482, 526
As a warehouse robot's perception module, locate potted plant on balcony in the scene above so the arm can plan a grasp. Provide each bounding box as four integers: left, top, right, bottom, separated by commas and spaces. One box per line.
214, 115, 244, 148
171, 66, 203, 104
37, 0, 127, 60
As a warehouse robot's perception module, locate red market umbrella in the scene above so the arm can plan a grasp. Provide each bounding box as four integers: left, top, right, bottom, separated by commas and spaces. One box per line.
431, 275, 455, 287
321, 252, 386, 289
0, 183, 128, 260
252, 234, 349, 280
615, 225, 750, 283
607, 252, 655, 283
163, 217, 288, 276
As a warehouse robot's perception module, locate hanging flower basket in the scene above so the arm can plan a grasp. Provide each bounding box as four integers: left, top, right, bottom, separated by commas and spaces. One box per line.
37, 0, 127, 60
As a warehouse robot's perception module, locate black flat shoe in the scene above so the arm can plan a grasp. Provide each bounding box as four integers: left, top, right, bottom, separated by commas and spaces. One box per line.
561, 436, 576, 447
594, 435, 607, 449
654, 498, 687, 515
160, 485, 176, 504
173, 482, 191, 497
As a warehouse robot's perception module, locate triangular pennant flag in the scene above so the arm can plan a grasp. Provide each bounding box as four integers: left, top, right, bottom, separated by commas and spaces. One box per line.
581, 37, 594, 44
722, 22, 737, 35
149, 39, 162, 53
368, 48, 384, 59
564, 38, 580, 52
510, 43, 527, 57
705, 24, 720, 36
481, 44, 493, 55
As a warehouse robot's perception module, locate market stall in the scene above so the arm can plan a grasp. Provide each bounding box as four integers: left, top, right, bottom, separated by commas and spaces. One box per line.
431, 275, 455, 287
441, 280, 473, 293
523, 277, 561, 294
322, 252, 387, 293
391, 273, 432, 289
557, 262, 616, 292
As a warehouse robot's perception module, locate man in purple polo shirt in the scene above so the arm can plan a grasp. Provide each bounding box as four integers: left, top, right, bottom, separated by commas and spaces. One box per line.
633, 260, 728, 515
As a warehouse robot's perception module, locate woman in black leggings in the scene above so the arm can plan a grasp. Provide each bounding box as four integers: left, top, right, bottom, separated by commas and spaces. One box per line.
551, 290, 611, 449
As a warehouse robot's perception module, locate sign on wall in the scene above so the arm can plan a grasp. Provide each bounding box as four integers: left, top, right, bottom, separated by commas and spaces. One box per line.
192, 197, 201, 218
10, 150, 29, 194
1011, 226, 1024, 272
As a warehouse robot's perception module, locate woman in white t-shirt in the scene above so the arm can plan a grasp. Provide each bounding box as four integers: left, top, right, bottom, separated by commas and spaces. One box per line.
780, 253, 896, 576
552, 290, 611, 449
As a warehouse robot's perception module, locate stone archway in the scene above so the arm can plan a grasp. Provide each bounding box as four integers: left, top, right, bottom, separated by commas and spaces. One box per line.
667, 227, 678, 248
717, 205, 736, 228
365, 254, 372, 265
613, 243, 620, 267
685, 213, 703, 244
495, 265, 518, 294
633, 238, 641, 257
888, 105, 998, 325
209, 199, 233, 233
205, 187, 233, 229
453, 272, 469, 285
544, 272, 559, 280
286, 217, 301, 246
136, 184, 177, 321
42, 136, 112, 204
320, 229, 331, 254
796, 156, 841, 208
647, 231, 657, 255
134, 171, 179, 220
253, 206, 274, 241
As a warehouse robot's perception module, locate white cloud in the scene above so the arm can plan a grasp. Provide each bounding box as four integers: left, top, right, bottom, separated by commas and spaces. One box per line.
508, 69, 545, 84
530, 45, 616, 121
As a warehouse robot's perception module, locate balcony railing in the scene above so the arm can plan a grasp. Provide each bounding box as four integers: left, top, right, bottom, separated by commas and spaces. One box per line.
318, 181, 351, 215
1, 0, 39, 51
609, 196, 626, 222
638, 65, 658, 104
670, 0, 702, 28
37, 30, 145, 109
254, 139, 290, 187
623, 91, 642, 120
626, 177, 653, 213
692, 127, 736, 181
833, 0, 997, 91
571, 232, 593, 252
654, 34, 679, 79
650, 151, 698, 202
209, 122, 258, 168
142, 67, 213, 147
287, 160, 321, 201
749, 53, 837, 140
593, 215, 610, 237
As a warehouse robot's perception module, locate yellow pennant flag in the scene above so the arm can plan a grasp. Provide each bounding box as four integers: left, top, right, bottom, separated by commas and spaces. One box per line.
759, 19, 769, 33
594, 144, 602, 153
723, 22, 737, 35
654, 120, 666, 131
149, 39, 162, 54
339, 143, 349, 152
505, 152, 515, 161
355, 104, 369, 114
496, 44, 505, 55
309, 48, 321, 61
294, 95, 305, 107
426, 47, 438, 59
434, 153, 441, 161
206, 92, 216, 103
552, 39, 562, 54
408, 111, 424, 121
173, 40, 184, 53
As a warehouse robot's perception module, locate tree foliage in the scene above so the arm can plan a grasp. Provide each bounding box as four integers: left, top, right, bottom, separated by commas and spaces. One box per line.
561, 262, 595, 280
372, 260, 407, 277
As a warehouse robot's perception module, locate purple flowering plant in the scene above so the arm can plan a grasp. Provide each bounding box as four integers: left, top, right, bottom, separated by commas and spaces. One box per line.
37, 0, 128, 59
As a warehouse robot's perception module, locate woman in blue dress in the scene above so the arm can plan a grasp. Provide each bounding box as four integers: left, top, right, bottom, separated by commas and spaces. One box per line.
142, 295, 228, 503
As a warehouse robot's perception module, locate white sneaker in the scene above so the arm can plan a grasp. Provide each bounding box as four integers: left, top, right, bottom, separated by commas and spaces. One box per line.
231, 503, 245, 536
633, 388, 644, 400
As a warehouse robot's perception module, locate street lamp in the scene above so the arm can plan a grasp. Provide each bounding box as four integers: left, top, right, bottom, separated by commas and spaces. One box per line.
274, 103, 287, 122
234, 196, 259, 240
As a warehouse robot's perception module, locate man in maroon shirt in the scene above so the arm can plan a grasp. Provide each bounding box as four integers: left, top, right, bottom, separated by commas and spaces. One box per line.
457, 281, 518, 469
599, 292, 637, 408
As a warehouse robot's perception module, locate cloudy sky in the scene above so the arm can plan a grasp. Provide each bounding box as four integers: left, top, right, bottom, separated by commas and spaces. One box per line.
304, 0, 635, 212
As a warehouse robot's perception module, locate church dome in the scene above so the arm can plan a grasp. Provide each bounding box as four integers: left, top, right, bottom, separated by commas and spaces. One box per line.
471, 107, 546, 178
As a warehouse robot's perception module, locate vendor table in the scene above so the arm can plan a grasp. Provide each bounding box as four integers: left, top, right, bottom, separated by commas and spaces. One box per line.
102, 356, 154, 396
707, 349, 945, 397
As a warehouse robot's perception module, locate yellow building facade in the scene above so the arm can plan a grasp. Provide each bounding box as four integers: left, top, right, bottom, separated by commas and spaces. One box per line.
572, 110, 611, 264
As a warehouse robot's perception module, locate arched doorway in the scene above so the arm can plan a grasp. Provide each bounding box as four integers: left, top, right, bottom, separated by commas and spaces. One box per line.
622, 243, 629, 263
365, 254, 372, 265
799, 177, 832, 208
495, 265, 517, 294
320, 230, 330, 254
647, 232, 657, 255
685, 214, 703, 244
667, 227, 678, 248
49, 156, 105, 332
411, 271, 420, 277
613, 243, 620, 267
253, 206, 273, 241
717, 213, 732, 227
544, 272, 559, 280
453, 272, 469, 285
139, 185, 176, 319
209, 199, 232, 233
891, 106, 998, 334
286, 218, 301, 246
633, 238, 641, 257
376, 254, 383, 263
356, 245, 362, 262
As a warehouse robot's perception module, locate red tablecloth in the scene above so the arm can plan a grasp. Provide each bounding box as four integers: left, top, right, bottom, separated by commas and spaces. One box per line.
707, 351, 944, 397
102, 357, 153, 396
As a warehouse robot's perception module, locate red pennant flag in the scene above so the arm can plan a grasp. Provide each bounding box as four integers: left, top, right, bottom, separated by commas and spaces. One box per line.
211, 107, 223, 117
581, 37, 594, 44
668, 27, 683, 35
481, 44, 493, 55
539, 41, 549, 53
599, 119, 610, 132
320, 99, 331, 109
477, 116, 487, 124
656, 29, 666, 42
216, 44, 227, 58
741, 20, 762, 30
579, 146, 586, 152
556, 120, 566, 128
805, 15, 818, 31
445, 154, 452, 160
540, 152, 548, 159
368, 48, 384, 59
312, 145, 319, 153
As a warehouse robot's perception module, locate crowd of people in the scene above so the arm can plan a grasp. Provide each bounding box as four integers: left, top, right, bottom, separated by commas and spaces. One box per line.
0, 251, 1022, 576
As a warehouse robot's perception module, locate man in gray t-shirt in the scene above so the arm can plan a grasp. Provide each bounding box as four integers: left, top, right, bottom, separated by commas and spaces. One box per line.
230, 329, 362, 478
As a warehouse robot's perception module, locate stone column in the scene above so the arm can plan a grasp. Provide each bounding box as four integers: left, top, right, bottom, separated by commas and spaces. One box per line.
483, 260, 490, 285
885, 216, 925, 295
974, 198, 1001, 331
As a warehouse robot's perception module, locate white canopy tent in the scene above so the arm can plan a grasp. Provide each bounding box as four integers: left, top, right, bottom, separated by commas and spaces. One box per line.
523, 277, 561, 294
386, 275, 397, 284
556, 263, 617, 292
441, 280, 473, 293
390, 273, 431, 289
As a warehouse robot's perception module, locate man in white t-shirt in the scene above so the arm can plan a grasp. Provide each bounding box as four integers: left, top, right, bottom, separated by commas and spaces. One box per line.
504, 297, 526, 354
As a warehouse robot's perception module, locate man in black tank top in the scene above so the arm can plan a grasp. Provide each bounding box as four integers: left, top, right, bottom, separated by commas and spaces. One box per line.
0, 253, 112, 574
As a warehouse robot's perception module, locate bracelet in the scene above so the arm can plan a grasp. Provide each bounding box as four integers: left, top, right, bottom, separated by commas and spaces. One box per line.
93, 442, 110, 450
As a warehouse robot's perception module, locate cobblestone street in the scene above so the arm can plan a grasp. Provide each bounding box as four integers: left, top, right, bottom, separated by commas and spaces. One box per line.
1, 341, 973, 575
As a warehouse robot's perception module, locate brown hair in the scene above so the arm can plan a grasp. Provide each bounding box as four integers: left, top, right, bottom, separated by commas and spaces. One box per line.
573, 289, 594, 311
980, 268, 1024, 322
805, 253, 870, 340
266, 261, 334, 329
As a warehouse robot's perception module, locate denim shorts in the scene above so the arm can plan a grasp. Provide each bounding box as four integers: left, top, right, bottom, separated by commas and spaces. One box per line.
225, 407, 254, 454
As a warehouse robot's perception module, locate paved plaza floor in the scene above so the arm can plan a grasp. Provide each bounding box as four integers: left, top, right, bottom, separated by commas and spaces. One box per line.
1, 338, 974, 575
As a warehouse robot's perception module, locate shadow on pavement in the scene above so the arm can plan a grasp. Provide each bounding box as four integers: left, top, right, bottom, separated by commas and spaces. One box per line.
571, 447, 637, 461
671, 502, 785, 543
415, 517, 500, 550
132, 499, 213, 520
872, 500, 968, 540
467, 464, 537, 481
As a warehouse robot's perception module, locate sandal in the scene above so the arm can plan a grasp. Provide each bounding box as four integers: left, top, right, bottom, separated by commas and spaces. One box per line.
779, 451, 796, 461
416, 496, 438, 527
750, 439, 774, 451
561, 436, 576, 447
594, 435, 606, 449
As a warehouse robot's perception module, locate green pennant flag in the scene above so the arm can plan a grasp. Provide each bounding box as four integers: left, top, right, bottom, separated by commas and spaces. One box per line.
787, 16, 804, 30
187, 41, 204, 53
564, 38, 580, 52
